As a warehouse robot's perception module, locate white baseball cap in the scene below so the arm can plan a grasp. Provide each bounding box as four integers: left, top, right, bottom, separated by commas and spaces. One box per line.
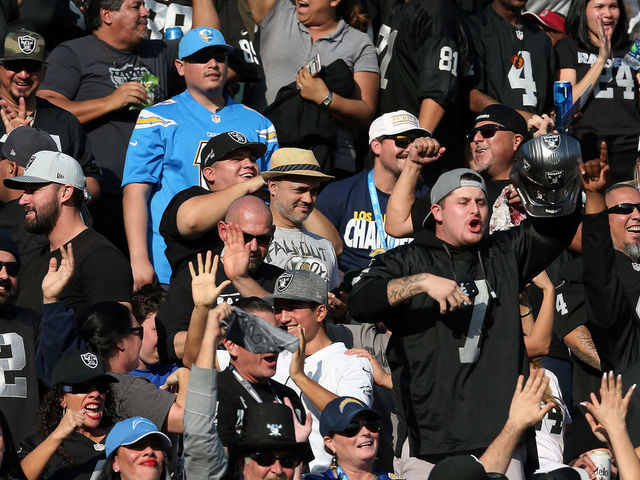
3, 150, 85, 190
368, 110, 431, 144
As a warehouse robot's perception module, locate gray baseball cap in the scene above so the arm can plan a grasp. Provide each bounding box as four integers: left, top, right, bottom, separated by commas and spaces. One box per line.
270, 270, 328, 306
4, 150, 86, 190
422, 168, 487, 229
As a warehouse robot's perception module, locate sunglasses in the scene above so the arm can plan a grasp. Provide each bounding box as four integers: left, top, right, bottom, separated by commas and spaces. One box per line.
466, 124, 513, 142
249, 452, 301, 469
184, 49, 227, 64
381, 135, 416, 149
243, 232, 272, 246
63, 382, 109, 394
127, 326, 144, 339
607, 203, 640, 215
2, 60, 43, 73
337, 417, 380, 437
0, 261, 19, 276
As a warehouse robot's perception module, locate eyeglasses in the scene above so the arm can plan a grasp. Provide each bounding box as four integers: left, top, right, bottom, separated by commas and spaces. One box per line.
248, 452, 301, 469
184, 49, 227, 64
127, 326, 144, 339
63, 382, 109, 394
243, 233, 273, 246
607, 203, 640, 215
466, 124, 513, 142
1, 60, 43, 73
0, 261, 19, 276
381, 135, 416, 149
337, 417, 381, 437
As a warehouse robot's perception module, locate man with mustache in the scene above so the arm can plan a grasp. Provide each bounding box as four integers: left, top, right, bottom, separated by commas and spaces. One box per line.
316, 111, 435, 271
263, 149, 339, 289
122, 27, 277, 290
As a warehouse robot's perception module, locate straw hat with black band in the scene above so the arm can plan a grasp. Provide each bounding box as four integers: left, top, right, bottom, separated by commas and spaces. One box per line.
261, 148, 334, 181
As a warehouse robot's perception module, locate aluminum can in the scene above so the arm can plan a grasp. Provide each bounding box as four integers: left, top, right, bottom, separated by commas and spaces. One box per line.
589, 450, 611, 480
554, 80, 572, 131
164, 27, 183, 40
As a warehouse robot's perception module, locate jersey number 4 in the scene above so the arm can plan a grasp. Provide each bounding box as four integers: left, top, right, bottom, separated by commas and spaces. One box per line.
459, 280, 490, 364
0, 333, 27, 398
507, 51, 537, 107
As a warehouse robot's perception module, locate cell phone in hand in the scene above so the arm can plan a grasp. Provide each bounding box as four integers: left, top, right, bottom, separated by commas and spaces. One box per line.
460, 282, 479, 299
305, 54, 322, 76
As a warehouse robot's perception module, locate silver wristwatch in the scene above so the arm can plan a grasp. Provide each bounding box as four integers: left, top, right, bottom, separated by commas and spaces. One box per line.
321, 91, 333, 107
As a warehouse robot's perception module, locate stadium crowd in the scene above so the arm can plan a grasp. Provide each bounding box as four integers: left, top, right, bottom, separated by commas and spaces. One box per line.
1, 0, 640, 479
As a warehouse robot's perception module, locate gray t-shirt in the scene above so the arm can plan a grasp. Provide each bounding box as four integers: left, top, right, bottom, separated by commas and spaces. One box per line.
250, 0, 379, 110
266, 226, 340, 289
109, 371, 176, 430
41, 35, 179, 193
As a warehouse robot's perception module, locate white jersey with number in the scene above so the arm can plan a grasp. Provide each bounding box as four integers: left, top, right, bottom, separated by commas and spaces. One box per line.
534, 370, 572, 473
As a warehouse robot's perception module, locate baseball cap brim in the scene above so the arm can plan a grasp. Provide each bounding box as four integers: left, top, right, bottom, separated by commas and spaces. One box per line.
370, 127, 431, 144
4, 175, 54, 189
321, 407, 380, 436
522, 11, 565, 33
266, 292, 322, 304
120, 430, 172, 452
55, 372, 119, 386
205, 141, 267, 167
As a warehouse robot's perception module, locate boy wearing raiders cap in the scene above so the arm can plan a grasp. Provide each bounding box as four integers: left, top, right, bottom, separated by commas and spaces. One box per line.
271, 269, 373, 472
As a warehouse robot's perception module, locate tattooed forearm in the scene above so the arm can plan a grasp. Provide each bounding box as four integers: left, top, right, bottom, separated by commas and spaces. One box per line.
387, 274, 430, 306
565, 326, 601, 371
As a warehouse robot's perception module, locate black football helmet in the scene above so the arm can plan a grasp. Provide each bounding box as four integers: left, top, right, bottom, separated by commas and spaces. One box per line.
510, 133, 582, 217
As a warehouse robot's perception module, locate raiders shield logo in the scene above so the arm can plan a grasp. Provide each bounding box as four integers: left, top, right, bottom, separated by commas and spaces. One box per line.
542, 134, 561, 151
81, 352, 99, 369
276, 272, 294, 291
228, 131, 247, 144
545, 170, 564, 185
18, 35, 36, 54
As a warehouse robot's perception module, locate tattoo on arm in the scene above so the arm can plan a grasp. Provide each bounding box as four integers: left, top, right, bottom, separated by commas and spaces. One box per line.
565, 326, 601, 371
387, 274, 430, 306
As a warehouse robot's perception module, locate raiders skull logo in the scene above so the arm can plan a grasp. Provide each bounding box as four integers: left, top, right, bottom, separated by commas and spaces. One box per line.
276, 273, 293, 291
228, 131, 247, 144
17, 35, 36, 54
545, 170, 564, 185
542, 134, 561, 151
81, 352, 99, 369
267, 423, 283, 437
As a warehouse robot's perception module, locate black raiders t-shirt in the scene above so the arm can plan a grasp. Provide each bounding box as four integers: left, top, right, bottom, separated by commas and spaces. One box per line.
555, 36, 640, 157
377, 0, 471, 167
41, 35, 179, 192
466, 5, 553, 114
0, 304, 41, 444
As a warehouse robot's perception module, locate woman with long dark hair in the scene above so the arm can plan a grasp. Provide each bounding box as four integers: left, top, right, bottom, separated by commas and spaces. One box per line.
556, 0, 639, 181
18, 351, 117, 480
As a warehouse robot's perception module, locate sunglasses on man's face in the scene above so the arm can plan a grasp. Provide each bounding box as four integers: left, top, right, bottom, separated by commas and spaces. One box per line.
243, 232, 273, 246
607, 203, 640, 215
184, 49, 227, 64
336, 417, 381, 437
381, 135, 417, 149
466, 124, 513, 142
127, 326, 144, 340
63, 382, 109, 394
0, 261, 19, 276
249, 452, 301, 469
2, 60, 43, 73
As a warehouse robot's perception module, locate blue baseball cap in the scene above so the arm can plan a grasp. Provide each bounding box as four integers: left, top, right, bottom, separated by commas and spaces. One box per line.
319, 397, 379, 437
105, 417, 172, 458
178, 27, 234, 60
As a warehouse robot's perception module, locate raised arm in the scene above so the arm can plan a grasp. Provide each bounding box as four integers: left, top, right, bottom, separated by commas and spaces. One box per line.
176, 176, 265, 239
521, 270, 555, 358
384, 137, 444, 237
